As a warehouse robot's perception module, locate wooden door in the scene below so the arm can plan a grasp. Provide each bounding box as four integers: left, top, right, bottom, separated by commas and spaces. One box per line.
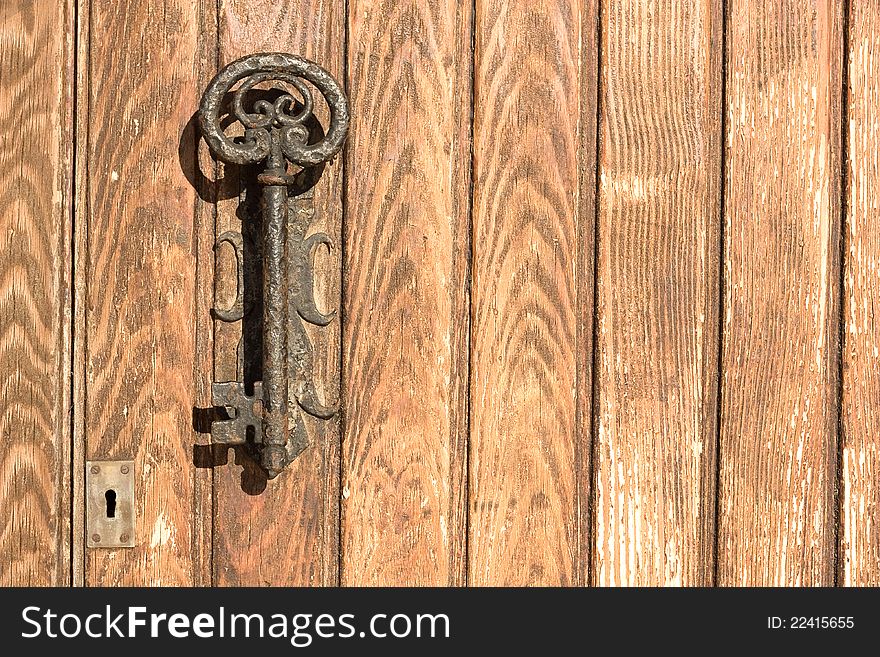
2, 0, 878, 587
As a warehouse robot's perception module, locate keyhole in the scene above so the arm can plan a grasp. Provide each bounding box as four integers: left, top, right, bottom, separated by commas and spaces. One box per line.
105, 489, 117, 519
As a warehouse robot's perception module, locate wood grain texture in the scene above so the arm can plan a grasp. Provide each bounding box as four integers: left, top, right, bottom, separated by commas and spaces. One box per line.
718, 0, 843, 586
341, 0, 472, 585
469, 0, 596, 586
840, 0, 880, 586
0, 0, 74, 586
81, 0, 211, 585
212, 0, 344, 586
592, 0, 722, 586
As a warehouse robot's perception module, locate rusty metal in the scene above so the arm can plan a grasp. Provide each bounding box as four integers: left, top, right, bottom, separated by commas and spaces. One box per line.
199, 53, 348, 479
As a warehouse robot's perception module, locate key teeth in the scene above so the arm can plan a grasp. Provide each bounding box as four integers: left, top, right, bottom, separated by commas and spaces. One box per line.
209, 379, 320, 478
209, 381, 262, 447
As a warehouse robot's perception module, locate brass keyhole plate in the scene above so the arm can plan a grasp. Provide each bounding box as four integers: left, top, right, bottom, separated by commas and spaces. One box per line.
86, 460, 135, 548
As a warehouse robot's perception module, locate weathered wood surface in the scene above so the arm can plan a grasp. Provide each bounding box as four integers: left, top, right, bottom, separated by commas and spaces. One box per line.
717, 0, 843, 586
341, 0, 472, 585
80, 0, 211, 585
840, 0, 880, 587
468, 0, 596, 586
8, 0, 880, 587
0, 0, 75, 586
592, 0, 722, 586
211, 0, 344, 587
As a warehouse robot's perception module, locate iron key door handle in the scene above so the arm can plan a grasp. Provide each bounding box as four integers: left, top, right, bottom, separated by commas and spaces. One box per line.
199, 53, 349, 479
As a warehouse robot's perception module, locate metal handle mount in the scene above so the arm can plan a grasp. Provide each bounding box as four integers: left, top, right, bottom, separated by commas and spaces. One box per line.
199, 52, 349, 479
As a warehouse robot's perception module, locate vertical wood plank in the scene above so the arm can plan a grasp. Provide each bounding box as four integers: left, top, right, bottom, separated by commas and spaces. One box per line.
469, 0, 596, 586
342, 0, 472, 585
592, 0, 722, 586
82, 0, 212, 585
211, 0, 344, 587
841, 0, 880, 586
0, 0, 75, 586
718, 0, 843, 586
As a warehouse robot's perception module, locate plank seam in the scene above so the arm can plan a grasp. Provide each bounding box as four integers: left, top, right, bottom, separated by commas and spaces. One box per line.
337, 0, 351, 588
587, 0, 603, 589
69, 0, 83, 589
834, 0, 851, 589
211, 0, 221, 589
712, 0, 730, 589
464, 0, 477, 588
338, 0, 351, 587
71, 0, 94, 587
574, 0, 598, 589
